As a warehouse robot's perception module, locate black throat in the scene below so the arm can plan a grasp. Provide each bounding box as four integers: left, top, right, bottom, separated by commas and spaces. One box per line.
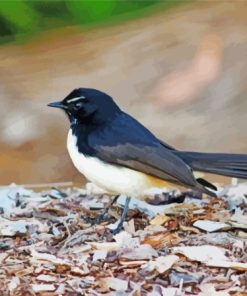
70, 121, 97, 156
69, 101, 121, 156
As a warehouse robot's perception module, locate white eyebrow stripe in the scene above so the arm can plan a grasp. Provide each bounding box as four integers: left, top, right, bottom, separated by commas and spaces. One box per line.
67, 96, 85, 103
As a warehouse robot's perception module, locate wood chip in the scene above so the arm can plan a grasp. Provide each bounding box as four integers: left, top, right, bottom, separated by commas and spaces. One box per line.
193, 220, 231, 232
103, 277, 128, 291
142, 255, 180, 274
150, 214, 171, 226
31, 284, 56, 292
36, 274, 57, 282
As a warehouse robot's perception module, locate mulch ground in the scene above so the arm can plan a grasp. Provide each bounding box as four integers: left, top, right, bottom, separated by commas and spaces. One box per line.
0, 182, 246, 295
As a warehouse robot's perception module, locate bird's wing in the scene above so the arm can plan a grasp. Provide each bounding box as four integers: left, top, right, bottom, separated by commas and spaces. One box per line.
94, 142, 198, 188
88, 113, 198, 188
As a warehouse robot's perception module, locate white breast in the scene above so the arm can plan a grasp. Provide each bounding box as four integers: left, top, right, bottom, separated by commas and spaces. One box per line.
67, 129, 159, 197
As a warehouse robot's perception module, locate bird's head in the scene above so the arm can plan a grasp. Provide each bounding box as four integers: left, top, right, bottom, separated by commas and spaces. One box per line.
48, 88, 120, 124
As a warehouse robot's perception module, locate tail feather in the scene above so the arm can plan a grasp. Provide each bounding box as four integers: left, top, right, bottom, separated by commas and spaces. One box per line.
175, 151, 247, 179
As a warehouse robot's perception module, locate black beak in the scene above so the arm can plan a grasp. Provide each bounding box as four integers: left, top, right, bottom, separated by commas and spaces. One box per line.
47, 101, 65, 109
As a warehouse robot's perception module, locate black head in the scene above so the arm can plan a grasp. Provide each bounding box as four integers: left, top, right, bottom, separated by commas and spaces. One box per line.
48, 88, 120, 124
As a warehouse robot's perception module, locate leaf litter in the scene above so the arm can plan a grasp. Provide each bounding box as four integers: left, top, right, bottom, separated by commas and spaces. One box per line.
0, 182, 246, 295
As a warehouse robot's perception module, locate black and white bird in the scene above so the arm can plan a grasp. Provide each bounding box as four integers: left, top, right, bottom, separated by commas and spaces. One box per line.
48, 88, 247, 233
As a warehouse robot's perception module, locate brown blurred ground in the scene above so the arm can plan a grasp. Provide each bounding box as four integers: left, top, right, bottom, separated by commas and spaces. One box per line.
0, 1, 247, 185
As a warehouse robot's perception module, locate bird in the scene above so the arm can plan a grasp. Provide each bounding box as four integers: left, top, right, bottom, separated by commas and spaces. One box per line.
48, 88, 247, 233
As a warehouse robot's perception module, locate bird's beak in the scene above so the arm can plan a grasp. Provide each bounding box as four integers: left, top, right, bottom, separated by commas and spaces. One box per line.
47, 101, 65, 109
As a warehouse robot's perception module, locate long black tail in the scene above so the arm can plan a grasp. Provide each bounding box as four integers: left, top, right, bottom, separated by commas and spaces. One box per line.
174, 151, 247, 179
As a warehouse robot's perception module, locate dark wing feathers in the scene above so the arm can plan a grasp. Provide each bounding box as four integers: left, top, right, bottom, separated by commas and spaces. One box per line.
87, 113, 215, 196
95, 143, 198, 188
175, 151, 247, 179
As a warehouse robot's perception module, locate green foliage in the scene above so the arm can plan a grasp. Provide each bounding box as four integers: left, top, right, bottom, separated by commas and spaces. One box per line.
0, 1, 40, 34
0, 0, 185, 43
66, 1, 116, 23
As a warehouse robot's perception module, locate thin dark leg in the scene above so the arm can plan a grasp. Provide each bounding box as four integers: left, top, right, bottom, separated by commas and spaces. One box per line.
93, 195, 119, 224
111, 196, 131, 235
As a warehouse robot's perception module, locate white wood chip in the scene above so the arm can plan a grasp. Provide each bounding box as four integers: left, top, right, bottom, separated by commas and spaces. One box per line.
121, 244, 158, 260
172, 245, 247, 271
207, 260, 247, 271
8, 277, 20, 292
0, 218, 48, 236
92, 250, 107, 262
30, 249, 70, 265
142, 255, 179, 274
32, 284, 56, 292
193, 220, 230, 232
104, 277, 128, 291
172, 245, 228, 263
36, 274, 57, 282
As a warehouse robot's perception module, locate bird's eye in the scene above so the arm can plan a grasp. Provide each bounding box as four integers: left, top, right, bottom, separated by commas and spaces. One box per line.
75, 101, 83, 108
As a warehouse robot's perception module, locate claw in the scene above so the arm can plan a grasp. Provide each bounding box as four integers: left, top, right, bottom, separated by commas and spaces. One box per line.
109, 196, 131, 234
89, 195, 120, 226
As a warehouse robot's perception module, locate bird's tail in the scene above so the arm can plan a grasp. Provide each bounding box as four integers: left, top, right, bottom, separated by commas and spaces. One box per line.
174, 151, 247, 179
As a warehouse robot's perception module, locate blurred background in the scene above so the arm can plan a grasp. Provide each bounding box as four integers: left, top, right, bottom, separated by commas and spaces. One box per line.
0, 0, 247, 185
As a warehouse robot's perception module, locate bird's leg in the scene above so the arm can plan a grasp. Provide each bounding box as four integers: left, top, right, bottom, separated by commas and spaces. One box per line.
111, 196, 131, 235
93, 195, 119, 224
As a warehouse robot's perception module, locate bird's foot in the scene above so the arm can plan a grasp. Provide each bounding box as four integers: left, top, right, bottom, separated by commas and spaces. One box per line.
110, 222, 124, 235
87, 195, 120, 226
92, 212, 108, 225
84, 213, 108, 226
109, 196, 131, 235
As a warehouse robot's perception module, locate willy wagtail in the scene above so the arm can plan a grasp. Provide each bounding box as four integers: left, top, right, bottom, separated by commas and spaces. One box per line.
48, 88, 247, 232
